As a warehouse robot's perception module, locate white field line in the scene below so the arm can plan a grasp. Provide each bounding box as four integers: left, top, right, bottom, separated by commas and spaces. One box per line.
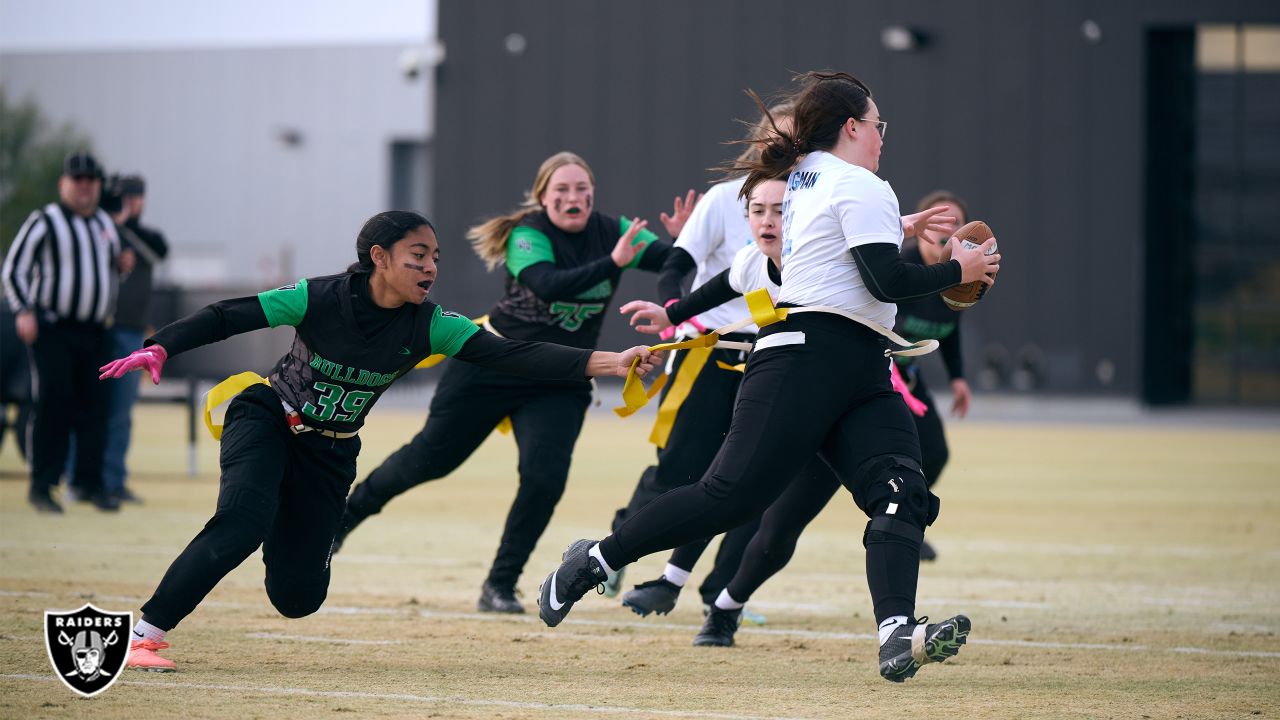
4, 591, 1279, 659
0, 674, 817, 720
245, 632, 403, 645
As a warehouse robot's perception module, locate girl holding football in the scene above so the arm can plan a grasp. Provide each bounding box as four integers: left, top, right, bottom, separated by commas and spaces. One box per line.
536, 72, 999, 683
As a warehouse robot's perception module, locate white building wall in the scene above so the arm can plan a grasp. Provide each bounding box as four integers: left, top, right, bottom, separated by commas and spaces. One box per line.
0, 44, 432, 286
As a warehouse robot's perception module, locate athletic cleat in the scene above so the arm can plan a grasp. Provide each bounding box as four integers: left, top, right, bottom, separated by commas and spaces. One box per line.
741, 606, 768, 626
693, 606, 742, 647
601, 566, 626, 598
919, 539, 938, 562
537, 539, 607, 627
128, 639, 176, 672
477, 582, 525, 614
878, 614, 971, 683
622, 577, 681, 617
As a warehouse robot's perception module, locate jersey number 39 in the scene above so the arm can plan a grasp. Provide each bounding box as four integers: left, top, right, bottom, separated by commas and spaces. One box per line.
302, 382, 374, 423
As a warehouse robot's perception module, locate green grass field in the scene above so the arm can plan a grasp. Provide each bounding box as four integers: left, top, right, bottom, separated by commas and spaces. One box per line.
1, 402, 1277, 719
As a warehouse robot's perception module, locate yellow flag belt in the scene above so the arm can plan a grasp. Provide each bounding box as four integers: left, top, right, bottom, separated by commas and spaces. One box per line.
614, 288, 938, 418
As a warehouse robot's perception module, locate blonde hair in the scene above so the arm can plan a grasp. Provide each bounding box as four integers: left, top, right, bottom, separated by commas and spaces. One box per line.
467, 151, 596, 270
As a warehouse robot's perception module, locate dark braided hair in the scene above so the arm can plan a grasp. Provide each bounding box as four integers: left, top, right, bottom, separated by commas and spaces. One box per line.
348, 210, 434, 273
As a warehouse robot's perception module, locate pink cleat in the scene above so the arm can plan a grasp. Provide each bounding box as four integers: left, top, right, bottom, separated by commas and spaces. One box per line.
128, 639, 176, 672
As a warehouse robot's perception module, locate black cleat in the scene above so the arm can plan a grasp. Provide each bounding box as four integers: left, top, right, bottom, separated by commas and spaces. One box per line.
878, 614, 971, 683
919, 539, 938, 562
693, 606, 742, 647
537, 539, 607, 627
29, 490, 64, 514
477, 582, 525, 614
621, 577, 681, 617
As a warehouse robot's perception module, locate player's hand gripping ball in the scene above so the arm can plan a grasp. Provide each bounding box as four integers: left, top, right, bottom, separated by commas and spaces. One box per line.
939, 220, 999, 311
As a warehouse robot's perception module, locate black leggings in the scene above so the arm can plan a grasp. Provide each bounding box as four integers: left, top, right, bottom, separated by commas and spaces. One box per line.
909, 373, 950, 488
611, 338, 761, 604
345, 360, 591, 590
141, 383, 359, 630
721, 373, 953, 605
724, 457, 841, 603
598, 312, 926, 622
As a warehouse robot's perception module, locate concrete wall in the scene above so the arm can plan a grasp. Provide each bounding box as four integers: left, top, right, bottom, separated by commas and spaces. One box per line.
1, 44, 432, 287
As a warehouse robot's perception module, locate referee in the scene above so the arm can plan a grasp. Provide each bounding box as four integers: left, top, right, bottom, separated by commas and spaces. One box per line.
1, 151, 134, 513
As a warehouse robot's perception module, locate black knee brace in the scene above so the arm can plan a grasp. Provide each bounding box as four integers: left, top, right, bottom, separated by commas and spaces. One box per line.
853, 454, 940, 549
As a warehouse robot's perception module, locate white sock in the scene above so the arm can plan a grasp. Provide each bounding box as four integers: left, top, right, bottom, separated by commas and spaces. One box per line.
662, 563, 691, 587
132, 619, 165, 644
588, 543, 615, 575
713, 588, 744, 611
878, 615, 908, 646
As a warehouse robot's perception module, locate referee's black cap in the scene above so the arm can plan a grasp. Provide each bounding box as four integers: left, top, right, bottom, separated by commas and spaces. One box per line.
63, 151, 104, 180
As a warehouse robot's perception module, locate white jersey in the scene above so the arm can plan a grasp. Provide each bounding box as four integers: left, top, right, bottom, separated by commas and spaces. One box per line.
778, 151, 903, 329
727, 244, 780, 299
675, 176, 757, 333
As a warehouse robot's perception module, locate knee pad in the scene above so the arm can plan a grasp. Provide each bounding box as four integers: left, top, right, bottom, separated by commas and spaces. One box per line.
854, 454, 940, 549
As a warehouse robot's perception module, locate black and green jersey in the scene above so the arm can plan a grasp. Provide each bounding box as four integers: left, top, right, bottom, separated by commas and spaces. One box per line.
488, 210, 670, 347
149, 272, 479, 434
148, 271, 598, 434
256, 274, 478, 432
892, 244, 964, 380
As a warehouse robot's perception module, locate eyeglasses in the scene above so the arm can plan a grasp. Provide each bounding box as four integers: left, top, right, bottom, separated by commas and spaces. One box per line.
69, 174, 100, 183
855, 117, 887, 139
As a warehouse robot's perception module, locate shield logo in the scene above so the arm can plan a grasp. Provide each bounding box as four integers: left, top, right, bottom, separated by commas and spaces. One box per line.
44, 603, 132, 697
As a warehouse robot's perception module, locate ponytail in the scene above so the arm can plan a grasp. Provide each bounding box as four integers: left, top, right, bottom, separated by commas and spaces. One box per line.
729, 71, 873, 201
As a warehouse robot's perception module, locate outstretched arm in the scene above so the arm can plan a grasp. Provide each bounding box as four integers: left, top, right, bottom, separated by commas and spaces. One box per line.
99, 296, 270, 383
452, 330, 661, 379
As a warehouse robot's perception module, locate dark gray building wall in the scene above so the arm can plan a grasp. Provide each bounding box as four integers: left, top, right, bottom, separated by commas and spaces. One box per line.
432, 0, 1280, 399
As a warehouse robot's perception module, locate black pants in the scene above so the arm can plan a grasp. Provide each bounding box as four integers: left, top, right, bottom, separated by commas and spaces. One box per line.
725, 457, 841, 602
610, 338, 761, 604
720, 372, 952, 605
908, 372, 950, 488
346, 360, 591, 591
27, 319, 109, 497
141, 384, 359, 630
598, 312, 926, 622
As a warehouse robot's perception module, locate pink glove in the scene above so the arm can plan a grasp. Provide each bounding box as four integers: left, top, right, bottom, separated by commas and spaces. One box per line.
99, 344, 168, 384
890, 362, 928, 417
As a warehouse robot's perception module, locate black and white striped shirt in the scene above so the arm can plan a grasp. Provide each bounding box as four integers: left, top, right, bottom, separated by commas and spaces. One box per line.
2, 203, 121, 324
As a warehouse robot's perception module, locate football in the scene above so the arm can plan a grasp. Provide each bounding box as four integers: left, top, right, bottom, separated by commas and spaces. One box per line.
939, 220, 998, 311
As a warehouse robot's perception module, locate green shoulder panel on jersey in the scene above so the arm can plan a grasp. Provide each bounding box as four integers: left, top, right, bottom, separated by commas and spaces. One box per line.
258, 277, 310, 328
430, 305, 481, 356
506, 226, 556, 277
620, 216, 660, 269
